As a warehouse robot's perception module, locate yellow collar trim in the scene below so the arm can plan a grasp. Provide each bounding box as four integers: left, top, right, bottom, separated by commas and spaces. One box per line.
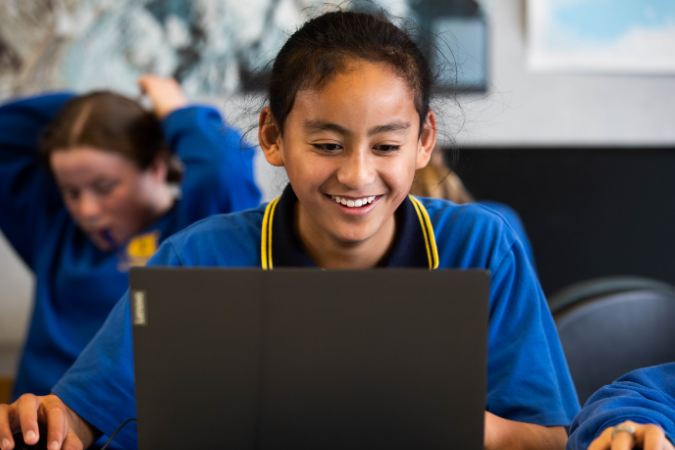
408, 195, 439, 269
261, 197, 281, 270
261, 195, 438, 270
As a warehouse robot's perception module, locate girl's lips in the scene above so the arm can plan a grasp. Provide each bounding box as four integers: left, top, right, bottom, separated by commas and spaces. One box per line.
330, 194, 377, 207
97, 228, 118, 249
325, 194, 382, 216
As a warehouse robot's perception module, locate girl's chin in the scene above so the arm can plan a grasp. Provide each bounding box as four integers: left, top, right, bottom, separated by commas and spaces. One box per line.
87, 230, 120, 252
91, 239, 114, 252
325, 221, 382, 245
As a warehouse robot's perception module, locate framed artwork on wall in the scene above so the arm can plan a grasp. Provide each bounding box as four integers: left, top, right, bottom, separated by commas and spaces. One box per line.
0, 0, 489, 99
527, 0, 675, 74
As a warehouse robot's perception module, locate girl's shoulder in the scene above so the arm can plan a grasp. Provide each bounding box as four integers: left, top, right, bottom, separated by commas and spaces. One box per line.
162, 203, 267, 266
416, 196, 518, 239
414, 196, 522, 269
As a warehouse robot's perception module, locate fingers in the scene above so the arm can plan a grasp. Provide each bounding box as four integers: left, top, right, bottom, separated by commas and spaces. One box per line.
0, 403, 16, 450
610, 429, 635, 450
0, 395, 85, 450
44, 399, 69, 450
61, 429, 83, 450
16, 394, 40, 446
137, 75, 179, 96
137, 74, 158, 94
591, 421, 673, 450
589, 426, 614, 450
640, 424, 672, 450
136, 75, 187, 118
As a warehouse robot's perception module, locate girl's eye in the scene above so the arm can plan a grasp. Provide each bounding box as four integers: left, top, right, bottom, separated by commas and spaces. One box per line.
313, 143, 343, 151
93, 182, 118, 196
374, 145, 401, 152
63, 189, 79, 200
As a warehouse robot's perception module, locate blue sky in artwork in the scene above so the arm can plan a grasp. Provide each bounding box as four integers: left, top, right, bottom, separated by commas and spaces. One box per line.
551, 0, 675, 42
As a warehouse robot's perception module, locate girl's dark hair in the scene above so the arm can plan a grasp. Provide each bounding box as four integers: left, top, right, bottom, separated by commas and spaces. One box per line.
40, 92, 183, 183
267, 9, 434, 134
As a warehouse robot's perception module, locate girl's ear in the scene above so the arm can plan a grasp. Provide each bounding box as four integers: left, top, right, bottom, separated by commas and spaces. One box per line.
416, 110, 437, 170
148, 154, 169, 183
259, 107, 285, 167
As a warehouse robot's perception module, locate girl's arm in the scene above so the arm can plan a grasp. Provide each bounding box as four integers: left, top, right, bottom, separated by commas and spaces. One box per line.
568, 363, 675, 450
476, 211, 580, 449
0, 93, 73, 268
141, 76, 261, 220
486, 412, 568, 450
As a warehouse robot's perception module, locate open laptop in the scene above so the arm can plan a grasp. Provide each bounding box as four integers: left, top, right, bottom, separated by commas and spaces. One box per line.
129, 268, 489, 450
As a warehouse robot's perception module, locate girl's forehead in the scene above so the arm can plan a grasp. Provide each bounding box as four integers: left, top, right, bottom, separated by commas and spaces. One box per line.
292, 61, 418, 117
310, 60, 413, 95
50, 146, 137, 174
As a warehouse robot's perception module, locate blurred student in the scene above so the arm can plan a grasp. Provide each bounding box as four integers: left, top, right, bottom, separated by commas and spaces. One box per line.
411, 148, 536, 265
568, 363, 675, 450
0, 75, 260, 400
0, 11, 577, 450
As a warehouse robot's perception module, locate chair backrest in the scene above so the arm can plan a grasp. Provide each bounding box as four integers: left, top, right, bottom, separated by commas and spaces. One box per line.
552, 278, 675, 405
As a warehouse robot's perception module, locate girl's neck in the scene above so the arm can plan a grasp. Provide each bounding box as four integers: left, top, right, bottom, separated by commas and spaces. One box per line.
295, 201, 397, 269
139, 184, 177, 231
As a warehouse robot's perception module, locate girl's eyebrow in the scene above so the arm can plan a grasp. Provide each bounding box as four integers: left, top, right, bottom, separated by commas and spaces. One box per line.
303, 120, 411, 136
368, 121, 411, 136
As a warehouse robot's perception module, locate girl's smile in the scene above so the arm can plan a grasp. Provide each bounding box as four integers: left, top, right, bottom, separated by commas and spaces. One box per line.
326, 194, 382, 216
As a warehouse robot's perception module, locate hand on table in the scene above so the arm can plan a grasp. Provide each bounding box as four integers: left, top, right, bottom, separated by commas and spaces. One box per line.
0, 394, 97, 450
590, 421, 674, 450
137, 75, 188, 119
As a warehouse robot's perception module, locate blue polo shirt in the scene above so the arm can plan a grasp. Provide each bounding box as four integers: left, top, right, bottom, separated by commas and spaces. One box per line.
53, 184, 579, 450
568, 363, 675, 450
0, 92, 261, 400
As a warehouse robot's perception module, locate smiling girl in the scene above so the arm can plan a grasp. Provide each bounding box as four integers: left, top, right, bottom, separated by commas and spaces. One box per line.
0, 11, 577, 450
0, 76, 260, 401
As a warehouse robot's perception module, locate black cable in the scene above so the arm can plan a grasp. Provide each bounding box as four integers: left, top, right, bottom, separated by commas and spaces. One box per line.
99, 418, 137, 450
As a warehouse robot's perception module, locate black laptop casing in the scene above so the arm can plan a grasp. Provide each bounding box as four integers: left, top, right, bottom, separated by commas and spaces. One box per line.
130, 268, 489, 450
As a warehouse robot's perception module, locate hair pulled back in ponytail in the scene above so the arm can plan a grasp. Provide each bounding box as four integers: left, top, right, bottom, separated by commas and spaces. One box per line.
267, 8, 435, 134
41, 92, 184, 183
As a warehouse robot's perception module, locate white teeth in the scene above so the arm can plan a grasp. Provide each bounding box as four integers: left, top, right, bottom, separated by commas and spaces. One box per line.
330, 195, 378, 208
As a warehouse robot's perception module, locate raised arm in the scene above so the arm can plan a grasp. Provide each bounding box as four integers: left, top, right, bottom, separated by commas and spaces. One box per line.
568, 363, 675, 450
0, 93, 73, 268
140, 75, 261, 219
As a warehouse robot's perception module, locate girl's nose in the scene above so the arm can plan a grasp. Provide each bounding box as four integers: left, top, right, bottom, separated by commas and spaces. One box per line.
78, 192, 102, 220
336, 149, 376, 190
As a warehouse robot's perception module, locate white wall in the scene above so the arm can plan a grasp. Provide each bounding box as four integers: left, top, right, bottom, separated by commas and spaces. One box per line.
1, 0, 675, 377
453, 0, 675, 147
0, 233, 33, 376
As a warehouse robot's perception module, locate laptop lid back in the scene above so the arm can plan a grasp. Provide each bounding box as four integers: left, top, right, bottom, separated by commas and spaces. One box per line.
130, 268, 489, 450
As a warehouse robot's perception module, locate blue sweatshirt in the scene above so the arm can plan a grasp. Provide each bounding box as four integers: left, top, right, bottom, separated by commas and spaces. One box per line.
53, 184, 579, 450
0, 92, 261, 400
568, 363, 675, 450
477, 200, 536, 268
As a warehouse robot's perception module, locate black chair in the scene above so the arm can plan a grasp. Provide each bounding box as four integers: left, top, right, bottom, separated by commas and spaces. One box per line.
550, 277, 675, 405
